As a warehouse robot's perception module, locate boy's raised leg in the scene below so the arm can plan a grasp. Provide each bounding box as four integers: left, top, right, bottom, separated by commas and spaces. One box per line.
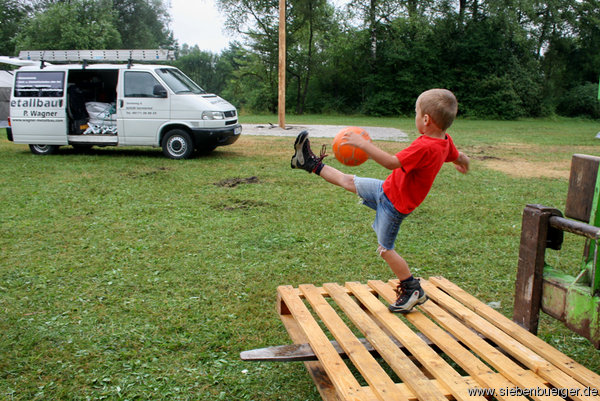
290, 132, 356, 192
319, 165, 356, 193
290, 131, 326, 173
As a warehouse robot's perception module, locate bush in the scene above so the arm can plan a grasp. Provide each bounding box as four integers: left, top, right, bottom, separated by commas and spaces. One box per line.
461, 75, 525, 120
556, 83, 600, 119
359, 91, 400, 116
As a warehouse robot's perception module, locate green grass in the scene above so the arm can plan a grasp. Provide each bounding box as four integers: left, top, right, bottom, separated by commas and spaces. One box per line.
1, 118, 599, 400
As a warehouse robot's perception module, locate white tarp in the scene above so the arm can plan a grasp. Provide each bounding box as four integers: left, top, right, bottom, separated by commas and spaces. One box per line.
84, 101, 117, 134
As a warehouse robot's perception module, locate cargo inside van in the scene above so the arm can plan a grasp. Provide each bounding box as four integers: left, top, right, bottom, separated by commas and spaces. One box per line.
66, 69, 118, 136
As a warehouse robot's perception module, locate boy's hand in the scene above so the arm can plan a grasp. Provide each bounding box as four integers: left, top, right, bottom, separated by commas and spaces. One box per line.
343, 131, 401, 170
453, 152, 469, 174
342, 131, 367, 148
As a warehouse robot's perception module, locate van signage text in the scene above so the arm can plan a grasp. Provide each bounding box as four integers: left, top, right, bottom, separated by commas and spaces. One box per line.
11, 99, 63, 108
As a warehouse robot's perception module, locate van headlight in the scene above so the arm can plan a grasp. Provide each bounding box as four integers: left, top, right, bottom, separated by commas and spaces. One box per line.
202, 111, 225, 120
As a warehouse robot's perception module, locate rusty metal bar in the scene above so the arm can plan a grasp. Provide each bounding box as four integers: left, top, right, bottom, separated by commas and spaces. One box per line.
549, 215, 600, 239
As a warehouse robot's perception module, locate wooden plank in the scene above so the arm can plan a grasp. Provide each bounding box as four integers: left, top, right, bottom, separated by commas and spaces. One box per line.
565, 154, 600, 222
430, 276, 600, 391
279, 314, 342, 401
513, 205, 562, 333
416, 301, 564, 401
424, 278, 600, 399
281, 286, 361, 300
274, 283, 475, 401
361, 374, 526, 401
274, 278, 598, 401
300, 284, 408, 401
240, 337, 371, 362
240, 333, 436, 362
324, 282, 449, 401
277, 285, 365, 401
420, 279, 600, 401
380, 280, 563, 401
362, 375, 501, 401
366, 280, 530, 401
346, 281, 494, 401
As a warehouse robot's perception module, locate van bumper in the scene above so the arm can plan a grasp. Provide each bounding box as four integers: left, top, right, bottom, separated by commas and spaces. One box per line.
6, 127, 13, 142
190, 124, 241, 148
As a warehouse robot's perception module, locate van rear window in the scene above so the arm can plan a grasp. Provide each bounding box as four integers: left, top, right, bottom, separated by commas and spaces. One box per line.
14, 71, 65, 98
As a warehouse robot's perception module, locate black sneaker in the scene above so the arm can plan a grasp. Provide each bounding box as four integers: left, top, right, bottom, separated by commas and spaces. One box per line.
388, 278, 428, 313
291, 131, 327, 173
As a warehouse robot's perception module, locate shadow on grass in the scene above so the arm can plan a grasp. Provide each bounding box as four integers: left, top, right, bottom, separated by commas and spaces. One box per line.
15, 145, 241, 160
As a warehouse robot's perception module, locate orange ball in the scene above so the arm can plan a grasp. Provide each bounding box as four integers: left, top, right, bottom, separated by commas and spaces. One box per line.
332, 127, 371, 166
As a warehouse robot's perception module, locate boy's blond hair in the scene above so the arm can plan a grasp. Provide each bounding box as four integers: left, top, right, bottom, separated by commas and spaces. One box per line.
416, 89, 458, 131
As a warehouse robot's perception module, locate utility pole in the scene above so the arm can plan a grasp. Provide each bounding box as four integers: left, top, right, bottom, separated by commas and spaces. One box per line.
278, 0, 286, 128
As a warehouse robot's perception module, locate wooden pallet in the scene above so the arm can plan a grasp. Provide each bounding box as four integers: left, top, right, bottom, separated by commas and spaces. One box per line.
276, 277, 600, 401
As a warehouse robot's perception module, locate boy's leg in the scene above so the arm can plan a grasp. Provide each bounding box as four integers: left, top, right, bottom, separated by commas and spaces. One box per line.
291, 131, 327, 174
388, 277, 428, 313
378, 247, 411, 281
382, 247, 427, 313
291, 131, 356, 193
319, 165, 356, 193
371, 202, 427, 313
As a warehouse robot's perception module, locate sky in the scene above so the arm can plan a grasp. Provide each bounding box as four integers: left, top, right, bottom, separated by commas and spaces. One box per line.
169, 0, 236, 53
169, 0, 351, 53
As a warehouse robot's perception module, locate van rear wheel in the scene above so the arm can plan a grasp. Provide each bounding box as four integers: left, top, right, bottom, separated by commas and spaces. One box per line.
29, 144, 58, 155
162, 129, 194, 159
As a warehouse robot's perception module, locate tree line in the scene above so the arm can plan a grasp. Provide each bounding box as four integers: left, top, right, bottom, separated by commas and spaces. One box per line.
2, 0, 599, 119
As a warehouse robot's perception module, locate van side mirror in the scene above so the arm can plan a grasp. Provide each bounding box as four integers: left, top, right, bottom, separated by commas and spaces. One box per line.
153, 85, 168, 98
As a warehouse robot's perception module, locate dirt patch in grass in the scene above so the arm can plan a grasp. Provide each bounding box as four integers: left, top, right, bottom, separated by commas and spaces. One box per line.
222, 199, 269, 210
468, 143, 574, 179
124, 166, 172, 178
214, 176, 259, 187
484, 159, 570, 179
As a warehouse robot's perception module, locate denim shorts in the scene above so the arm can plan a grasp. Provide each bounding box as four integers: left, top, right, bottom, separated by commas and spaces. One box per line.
354, 176, 409, 250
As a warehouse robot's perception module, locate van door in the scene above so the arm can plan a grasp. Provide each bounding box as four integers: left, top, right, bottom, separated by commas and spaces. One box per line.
10, 70, 67, 145
117, 70, 170, 146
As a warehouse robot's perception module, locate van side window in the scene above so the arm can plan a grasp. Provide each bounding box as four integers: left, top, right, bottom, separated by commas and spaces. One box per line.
14, 71, 65, 97
124, 71, 165, 98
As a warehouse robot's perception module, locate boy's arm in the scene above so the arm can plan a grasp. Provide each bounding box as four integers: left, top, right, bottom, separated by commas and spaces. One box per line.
344, 135, 401, 170
453, 152, 469, 174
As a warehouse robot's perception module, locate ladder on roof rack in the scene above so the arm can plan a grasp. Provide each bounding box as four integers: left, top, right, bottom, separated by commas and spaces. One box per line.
18, 49, 175, 63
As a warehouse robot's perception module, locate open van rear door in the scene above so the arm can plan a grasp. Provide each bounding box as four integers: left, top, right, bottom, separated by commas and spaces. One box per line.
10, 70, 67, 145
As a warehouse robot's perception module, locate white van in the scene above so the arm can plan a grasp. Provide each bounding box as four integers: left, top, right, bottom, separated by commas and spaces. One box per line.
3, 49, 241, 159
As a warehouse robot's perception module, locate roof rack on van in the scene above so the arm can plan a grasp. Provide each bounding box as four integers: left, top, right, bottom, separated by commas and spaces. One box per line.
18, 49, 175, 67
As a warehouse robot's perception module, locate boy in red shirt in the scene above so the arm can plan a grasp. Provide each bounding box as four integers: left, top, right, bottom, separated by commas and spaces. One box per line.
291, 88, 470, 312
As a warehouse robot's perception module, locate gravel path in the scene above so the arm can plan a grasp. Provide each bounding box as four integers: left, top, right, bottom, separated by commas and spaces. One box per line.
242, 123, 409, 142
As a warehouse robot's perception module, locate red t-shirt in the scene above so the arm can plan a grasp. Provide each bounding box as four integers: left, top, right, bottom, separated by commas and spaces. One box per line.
382, 134, 459, 214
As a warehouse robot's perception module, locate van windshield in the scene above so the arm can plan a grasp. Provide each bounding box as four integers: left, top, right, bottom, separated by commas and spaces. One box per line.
155, 68, 206, 94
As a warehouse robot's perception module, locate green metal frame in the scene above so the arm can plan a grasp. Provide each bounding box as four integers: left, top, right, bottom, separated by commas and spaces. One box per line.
586, 166, 600, 294
514, 155, 600, 348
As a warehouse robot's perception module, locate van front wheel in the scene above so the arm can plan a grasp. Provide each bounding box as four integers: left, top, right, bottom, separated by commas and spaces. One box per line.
162, 129, 194, 159
29, 144, 58, 155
